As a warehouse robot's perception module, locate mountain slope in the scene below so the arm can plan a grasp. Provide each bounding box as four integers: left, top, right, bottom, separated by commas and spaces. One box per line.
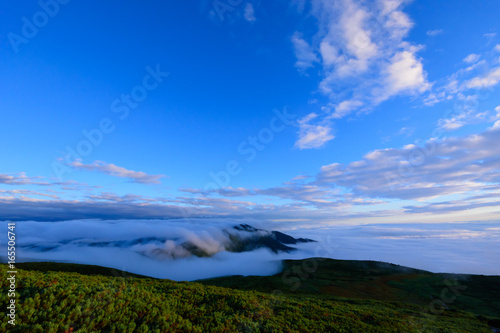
2, 261, 499, 332
198, 258, 500, 319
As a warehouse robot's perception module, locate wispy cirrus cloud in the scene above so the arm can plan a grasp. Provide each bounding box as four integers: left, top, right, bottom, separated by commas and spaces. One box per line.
437, 101, 500, 131
422, 43, 500, 132
68, 160, 166, 184
294, 113, 335, 149
433, 43, 500, 97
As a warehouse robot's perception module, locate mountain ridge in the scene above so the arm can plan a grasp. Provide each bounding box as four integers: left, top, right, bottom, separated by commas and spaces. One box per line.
5, 259, 499, 332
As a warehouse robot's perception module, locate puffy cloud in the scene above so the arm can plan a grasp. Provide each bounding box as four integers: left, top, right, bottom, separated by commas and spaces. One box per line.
311, 0, 425, 94
330, 99, 364, 119
69, 160, 165, 184
292, 0, 430, 147
312, 0, 379, 82
375, 50, 430, 103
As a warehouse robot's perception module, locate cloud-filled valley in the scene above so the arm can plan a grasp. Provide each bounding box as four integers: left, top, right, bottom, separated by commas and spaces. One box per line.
3, 219, 498, 280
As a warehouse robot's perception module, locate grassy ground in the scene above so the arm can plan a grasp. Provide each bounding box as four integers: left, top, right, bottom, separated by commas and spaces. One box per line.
198, 258, 500, 318
1, 260, 498, 332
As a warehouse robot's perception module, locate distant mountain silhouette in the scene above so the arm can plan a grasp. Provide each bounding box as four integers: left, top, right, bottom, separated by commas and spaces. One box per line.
17, 223, 316, 260
144, 224, 316, 259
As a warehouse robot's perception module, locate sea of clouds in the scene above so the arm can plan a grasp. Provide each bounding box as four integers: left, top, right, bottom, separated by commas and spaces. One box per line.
1, 219, 499, 280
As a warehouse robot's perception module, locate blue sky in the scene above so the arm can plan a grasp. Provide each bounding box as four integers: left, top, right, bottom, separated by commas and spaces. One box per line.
1, 0, 500, 225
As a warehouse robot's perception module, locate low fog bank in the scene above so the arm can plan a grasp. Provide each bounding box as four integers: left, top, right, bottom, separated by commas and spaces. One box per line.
280, 221, 500, 275
1, 219, 498, 279
0, 219, 317, 280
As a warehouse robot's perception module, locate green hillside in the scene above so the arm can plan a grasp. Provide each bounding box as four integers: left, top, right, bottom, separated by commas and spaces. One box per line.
199, 258, 500, 318
1, 261, 499, 332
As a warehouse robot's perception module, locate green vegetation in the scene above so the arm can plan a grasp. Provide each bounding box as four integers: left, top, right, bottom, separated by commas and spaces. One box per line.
1, 260, 498, 332
200, 258, 500, 318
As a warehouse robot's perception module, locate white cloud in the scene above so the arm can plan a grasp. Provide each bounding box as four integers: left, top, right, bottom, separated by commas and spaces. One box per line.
437, 98, 500, 131
463, 53, 481, 64
295, 124, 335, 149
426, 45, 500, 109
295, 113, 335, 149
426, 29, 443, 37
291, 0, 430, 148
376, 50, 430, 102
296, 222, 500, 275
291, 32, 318, 71
338, 1, 378, 68
7, 219, 499, 278
69, 160, 165, 184
397, 126, 414, 137
319, 41, 339, 66
3, 219, 292, 280
495, 44, 500, 53
331, 99, 363, 119
0, 189, 58, 199
0, 172, 45, 185
315, 124, 500, 201
314, 0, 379, 81
244, 3, 256, 22
465, 67, 500, 88
384, 7, 413, 39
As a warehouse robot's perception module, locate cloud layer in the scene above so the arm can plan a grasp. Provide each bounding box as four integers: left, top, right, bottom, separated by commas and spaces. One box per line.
1, 220, 316, 280
1, 124, 500, 224
2, 219, 498, 280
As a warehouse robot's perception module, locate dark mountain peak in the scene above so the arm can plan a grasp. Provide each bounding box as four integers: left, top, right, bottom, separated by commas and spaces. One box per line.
271, 231, 316, 244
233, 224, 261, 232
50, 223, 318, 260
228, 224, 317, 254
